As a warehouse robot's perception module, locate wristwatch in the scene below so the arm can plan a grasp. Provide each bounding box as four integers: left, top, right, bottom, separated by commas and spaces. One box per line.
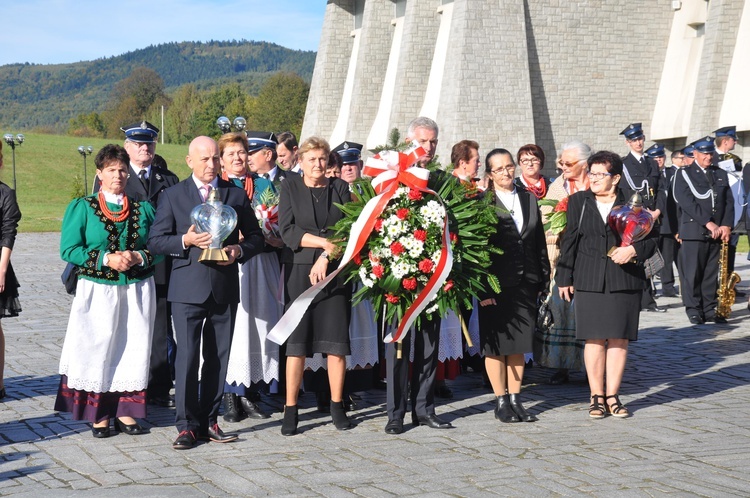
320, 251, 329, 260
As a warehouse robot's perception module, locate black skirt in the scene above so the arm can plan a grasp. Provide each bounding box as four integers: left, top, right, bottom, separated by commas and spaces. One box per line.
0, 263, 21, 318
574, 282, 640, 341
284, 263, 351, 357
479, 282, 536, 356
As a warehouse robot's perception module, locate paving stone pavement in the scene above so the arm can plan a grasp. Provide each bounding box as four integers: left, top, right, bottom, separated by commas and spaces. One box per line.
1, 232, 750, 497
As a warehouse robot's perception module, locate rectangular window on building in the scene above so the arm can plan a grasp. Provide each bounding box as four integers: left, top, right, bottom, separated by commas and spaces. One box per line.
394, 0, 406, 18
354, 0, 365, 30
441, 0, 454, 4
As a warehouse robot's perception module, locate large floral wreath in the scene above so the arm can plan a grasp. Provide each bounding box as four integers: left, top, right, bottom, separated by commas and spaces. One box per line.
331, 143, 501, 342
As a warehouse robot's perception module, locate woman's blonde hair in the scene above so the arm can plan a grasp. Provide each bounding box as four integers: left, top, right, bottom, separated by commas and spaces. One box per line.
298, 136, 331, 159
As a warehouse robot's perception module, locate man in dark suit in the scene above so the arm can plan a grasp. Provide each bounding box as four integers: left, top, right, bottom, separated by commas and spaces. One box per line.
712, 126, 744, 281
148, 136, 264, 449
657, 149, 686, 297
384, 117, 452, 435
619, 123, 666, 312
673, 136, 734, 324
94, 121, 179, 408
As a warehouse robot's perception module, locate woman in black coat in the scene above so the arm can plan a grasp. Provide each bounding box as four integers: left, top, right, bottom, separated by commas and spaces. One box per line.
557, 151, 656, 419
278, 136, 353, 435
479, 149, 550, 423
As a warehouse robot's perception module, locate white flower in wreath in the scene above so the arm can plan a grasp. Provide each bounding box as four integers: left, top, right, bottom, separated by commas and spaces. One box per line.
391, 260, 414, 279
384, 215, 407, 238
425, 303, 439, 314
431, 250, 442, 263
359, 266, 375, 288
419, 200, 445, 226
400, 235, 425, 259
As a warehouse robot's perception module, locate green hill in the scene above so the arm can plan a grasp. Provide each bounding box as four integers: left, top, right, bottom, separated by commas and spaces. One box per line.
0, 40, 316, 132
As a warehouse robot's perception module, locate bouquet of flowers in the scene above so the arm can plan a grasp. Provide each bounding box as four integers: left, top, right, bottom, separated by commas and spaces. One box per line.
332, 144, 501, 342
252, 188, 280, 237
539, 197, 568, 235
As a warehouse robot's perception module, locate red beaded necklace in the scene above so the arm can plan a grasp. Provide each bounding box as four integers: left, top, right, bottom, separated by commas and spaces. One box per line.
98, 192, 130, 222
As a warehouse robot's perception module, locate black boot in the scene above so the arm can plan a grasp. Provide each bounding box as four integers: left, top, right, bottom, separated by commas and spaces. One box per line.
330, 400, 353, 430
495, 394, 520, 423
509, 393, 538, 422
222, 393, 245, 423
281, 405, 298, 436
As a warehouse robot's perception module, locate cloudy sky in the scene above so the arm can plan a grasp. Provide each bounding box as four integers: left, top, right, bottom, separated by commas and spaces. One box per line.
0, 0, 326, 66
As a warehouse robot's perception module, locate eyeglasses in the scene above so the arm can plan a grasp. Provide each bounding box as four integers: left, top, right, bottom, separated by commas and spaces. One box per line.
490, 166, 515, 175
559, 160, 581, 168
520, 158, 541, 166
588, 172, 613, 180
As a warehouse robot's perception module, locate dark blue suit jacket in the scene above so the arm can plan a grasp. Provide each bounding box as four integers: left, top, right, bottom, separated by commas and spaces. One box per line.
147, 177, 264, 304
673, 163, 734, 241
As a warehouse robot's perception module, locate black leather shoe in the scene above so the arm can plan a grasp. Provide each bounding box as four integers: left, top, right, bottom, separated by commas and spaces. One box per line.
173, 430, 197, 450
92, 423, 111, 438
688, 315, 704, 325
508, 393, 538, 422
115, 418, 145, 435
644, 306, 667, 313
705, 315, 728, 324
495, 394, 521, 423
239, 396, 270, 419
412, 413, 452, 429
201, 423, 238, 443
223, 393, 246, 423
0, 387, 6, 400
548, 370, 569, 385
281, 405, 299, 436
384, 419, 403, 435
661, 288, 679, 297
148, 394, 175, 408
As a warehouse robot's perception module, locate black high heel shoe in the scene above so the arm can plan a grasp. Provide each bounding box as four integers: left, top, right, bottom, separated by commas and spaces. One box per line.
91, 423, 111, 438
115, 418, 145, 435
330, 400, 353, 430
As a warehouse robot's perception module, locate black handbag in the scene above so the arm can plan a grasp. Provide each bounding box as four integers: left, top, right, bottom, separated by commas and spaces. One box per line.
61, 263, 79, 295
535, 293, 554, 333
643, 248, 665, 279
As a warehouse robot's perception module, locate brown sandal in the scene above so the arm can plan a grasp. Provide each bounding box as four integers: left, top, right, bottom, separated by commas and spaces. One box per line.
606, 394, 630, 418
589, 394, 606, 419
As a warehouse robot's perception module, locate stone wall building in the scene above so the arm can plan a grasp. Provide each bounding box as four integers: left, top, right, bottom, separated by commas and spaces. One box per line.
302, 0, 749, 170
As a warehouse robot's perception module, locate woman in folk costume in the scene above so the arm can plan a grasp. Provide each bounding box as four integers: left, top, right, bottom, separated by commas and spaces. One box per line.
55, 144, 161, 438
534, 141, 591, 385
220, 132, 282, 422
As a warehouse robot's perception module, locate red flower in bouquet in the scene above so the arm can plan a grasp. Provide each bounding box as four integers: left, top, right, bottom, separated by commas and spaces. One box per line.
443, 280, 454, 292
396, 208, 410, 220
374, 218, 384, 231
390, 241, 405, 256
413, 229, 427, 242
402, 277, 418, 291
353, 253, 362, 265
369, 250, 381, 263
554, 196, 569, 213
372, 265, 385, 279
418, 258, 434, 274
408, 188, 423, 201
385, 293, 400, 304
449, 232, 458, 244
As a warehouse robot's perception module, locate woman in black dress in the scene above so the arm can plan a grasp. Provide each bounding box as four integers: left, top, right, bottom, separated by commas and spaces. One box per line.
557, 151, 656, 419
0, 140, 22, 400
479, 149, 550, 423
278, 136, 353, 435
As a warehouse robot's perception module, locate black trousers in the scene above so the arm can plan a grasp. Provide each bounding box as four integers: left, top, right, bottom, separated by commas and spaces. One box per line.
658, 234, 680, 290
147, 289, 173, 398
679, 239, 720, 318
172, 298, 236, 433
386, 317, 440, 421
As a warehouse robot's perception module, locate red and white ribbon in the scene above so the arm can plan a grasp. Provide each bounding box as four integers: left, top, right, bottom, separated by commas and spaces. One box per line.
254, 203, 279, 235
267, 141, 453, 345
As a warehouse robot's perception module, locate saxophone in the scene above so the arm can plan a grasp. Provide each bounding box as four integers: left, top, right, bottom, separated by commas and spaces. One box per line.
716, 240, 741, 319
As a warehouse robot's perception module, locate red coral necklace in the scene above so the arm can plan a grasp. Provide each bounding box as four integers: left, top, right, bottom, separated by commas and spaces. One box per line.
98, 192, 130, 222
